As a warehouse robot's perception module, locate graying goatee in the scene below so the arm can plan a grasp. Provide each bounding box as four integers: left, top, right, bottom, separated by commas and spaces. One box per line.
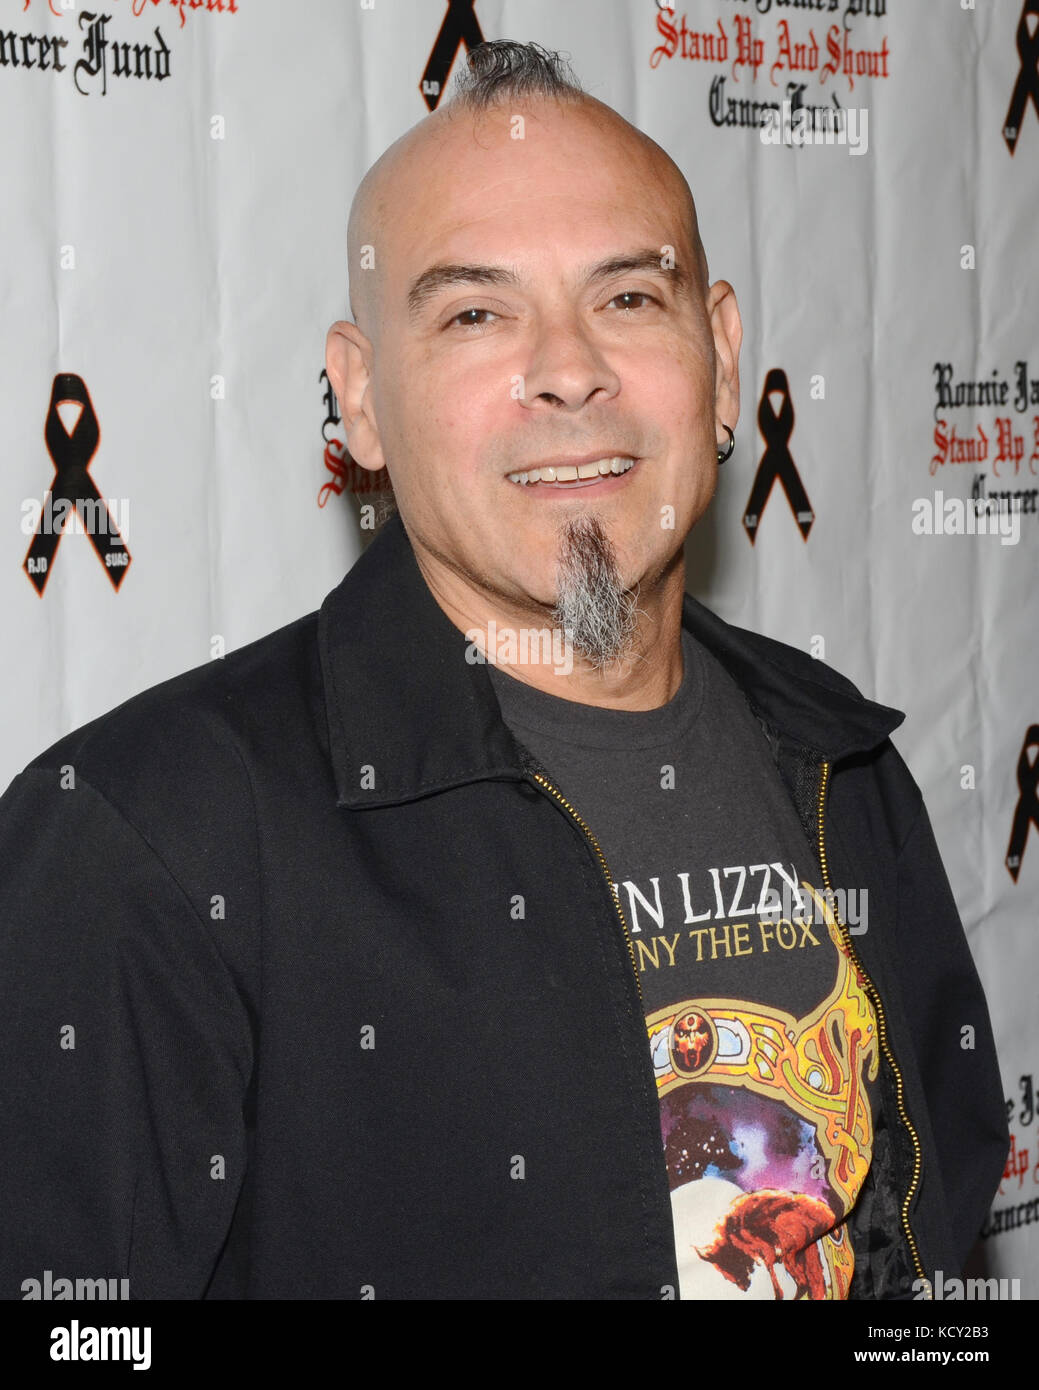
551, 513, 641, 671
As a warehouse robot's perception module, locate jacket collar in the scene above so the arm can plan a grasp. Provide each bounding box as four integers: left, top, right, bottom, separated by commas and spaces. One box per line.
319, 513, 904, 809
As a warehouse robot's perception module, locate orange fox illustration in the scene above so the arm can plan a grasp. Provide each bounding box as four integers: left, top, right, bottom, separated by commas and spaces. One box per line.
695, 1189, 836, 1300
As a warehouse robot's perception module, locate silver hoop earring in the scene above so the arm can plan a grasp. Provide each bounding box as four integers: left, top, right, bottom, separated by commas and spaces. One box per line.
716, 424, 735, 464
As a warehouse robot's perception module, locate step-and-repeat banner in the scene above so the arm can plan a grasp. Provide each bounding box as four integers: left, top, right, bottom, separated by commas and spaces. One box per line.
1, 0, 1036, 1298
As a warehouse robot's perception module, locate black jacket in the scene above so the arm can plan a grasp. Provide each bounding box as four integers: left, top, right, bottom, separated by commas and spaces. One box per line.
0, 512, 1009, 1300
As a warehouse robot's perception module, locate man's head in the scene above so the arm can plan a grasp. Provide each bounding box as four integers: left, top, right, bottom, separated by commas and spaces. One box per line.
326, 40, 741, 675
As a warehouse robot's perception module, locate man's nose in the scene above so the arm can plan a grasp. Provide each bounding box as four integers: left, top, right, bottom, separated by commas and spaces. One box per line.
517, 310, 622, 410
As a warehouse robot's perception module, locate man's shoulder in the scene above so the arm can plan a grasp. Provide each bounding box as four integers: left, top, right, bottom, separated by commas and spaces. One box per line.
683, 592, 876, 706
20, 607, 323, 805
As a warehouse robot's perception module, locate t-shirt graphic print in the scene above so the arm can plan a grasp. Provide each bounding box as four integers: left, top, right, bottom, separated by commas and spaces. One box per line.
488, 625, 879, 1299
646, 876, 877, 1299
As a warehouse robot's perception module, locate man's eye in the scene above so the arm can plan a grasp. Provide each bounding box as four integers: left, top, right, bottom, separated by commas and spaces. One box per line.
608, 291, 657, 312
448, 307, 497, 328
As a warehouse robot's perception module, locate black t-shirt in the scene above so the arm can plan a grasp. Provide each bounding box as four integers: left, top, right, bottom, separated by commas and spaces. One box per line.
488, 626, 880, 1300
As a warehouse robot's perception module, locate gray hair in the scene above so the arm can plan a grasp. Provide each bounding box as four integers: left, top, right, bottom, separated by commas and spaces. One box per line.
446, 40, 585, 110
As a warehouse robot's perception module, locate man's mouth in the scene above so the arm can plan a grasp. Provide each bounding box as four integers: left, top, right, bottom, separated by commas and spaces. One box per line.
506, 456, 638, 488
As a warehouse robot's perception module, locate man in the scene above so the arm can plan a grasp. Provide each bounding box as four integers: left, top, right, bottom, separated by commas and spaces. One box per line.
0, 41, 1008, 1301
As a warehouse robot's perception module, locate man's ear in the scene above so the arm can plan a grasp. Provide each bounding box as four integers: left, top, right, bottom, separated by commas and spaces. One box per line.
325, 320, 385, 474
707, 280, 742, 443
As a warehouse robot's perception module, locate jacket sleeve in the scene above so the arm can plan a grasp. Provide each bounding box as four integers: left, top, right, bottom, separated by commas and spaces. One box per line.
0, 766, 254, 1300
892, 793, 1010, 1272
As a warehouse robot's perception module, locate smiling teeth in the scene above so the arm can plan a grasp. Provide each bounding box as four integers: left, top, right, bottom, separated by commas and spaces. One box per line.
506, 457, 636, 485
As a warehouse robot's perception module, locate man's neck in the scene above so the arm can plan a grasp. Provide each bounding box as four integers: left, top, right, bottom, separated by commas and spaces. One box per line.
490, 631, 686, 710
414, 549, 688, 712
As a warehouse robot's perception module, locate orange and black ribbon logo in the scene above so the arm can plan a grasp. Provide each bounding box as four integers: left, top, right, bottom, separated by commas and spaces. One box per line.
1004, 0, 1039, 154
1006, 725, 1039, 881
23, 374, 131, 596
421, 0, 484, 111
743, 368, 815, 543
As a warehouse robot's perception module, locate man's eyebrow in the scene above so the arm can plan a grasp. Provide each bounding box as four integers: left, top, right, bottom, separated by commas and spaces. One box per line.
583, 250, 691, 296
407, 264, 521, 318
406, 249, 691, 319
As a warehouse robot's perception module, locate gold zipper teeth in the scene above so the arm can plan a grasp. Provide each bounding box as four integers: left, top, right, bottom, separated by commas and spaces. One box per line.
817, 759, 931, 1299
531, 772, 643, 1006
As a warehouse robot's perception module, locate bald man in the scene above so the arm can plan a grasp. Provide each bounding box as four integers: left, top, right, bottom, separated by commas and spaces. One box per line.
328, 57, 735, 707
0, 41, 1008, 1303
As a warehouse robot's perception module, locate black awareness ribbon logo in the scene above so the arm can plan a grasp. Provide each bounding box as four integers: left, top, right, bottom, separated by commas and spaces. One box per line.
421, 0, 485, 111
1006, 725, 1039, 881
742, 368, 815, 543
1004, 0, 1039, 155
23, 374, 131, 596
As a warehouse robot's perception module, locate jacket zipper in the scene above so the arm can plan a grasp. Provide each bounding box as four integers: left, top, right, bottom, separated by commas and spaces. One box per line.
530, 771, 644, 1008
816, 759, 930, 1298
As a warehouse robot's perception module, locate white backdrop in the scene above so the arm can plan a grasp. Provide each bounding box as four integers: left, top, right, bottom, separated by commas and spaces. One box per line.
1, 0, 1036, 1296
